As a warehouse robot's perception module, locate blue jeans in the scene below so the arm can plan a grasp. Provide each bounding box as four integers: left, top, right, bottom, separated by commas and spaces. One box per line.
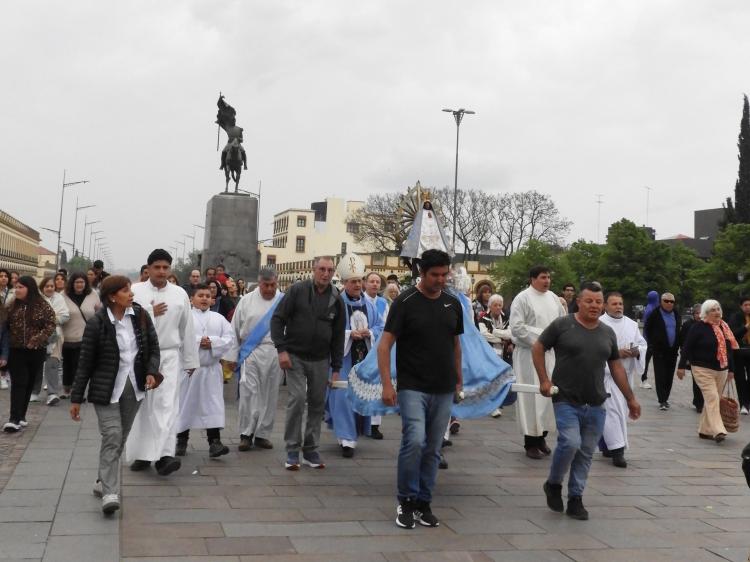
397, 390, 453, 503
548, 401, 606, 498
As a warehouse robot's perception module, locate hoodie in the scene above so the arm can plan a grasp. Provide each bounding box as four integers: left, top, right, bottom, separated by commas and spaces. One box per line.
642, 291, 659, 323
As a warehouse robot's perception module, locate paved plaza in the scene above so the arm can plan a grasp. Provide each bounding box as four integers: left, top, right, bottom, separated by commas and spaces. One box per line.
0, 373, 749, 562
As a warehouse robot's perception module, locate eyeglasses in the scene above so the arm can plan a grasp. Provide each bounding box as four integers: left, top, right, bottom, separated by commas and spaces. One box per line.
662, 299, 675, 304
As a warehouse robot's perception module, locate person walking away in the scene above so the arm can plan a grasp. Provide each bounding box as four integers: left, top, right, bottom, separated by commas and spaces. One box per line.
31, 277, 70, 405
3, 277, 55, 432
599, 292, 647, 468
125, 249, 199, 476
677, 299, 738, 443
728, 297, 750, 415
643, 292, 682, 410
536, 282, 640, 520
225, 268, 283, 451
175, 285, 235, 457
61, 273, 100, 399
69, 275, 161, 514
377, 249, 463, 529
680, 304, 705, 413
271, 256, 345, 470
510, 266, 567, 459
640, 290, 660, 388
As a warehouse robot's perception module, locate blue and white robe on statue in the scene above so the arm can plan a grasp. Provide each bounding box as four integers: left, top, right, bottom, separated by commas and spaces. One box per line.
364, 292, 389, 426
177, 308, 235, 432
348, 288, 513, 419
325, 292, 385, 447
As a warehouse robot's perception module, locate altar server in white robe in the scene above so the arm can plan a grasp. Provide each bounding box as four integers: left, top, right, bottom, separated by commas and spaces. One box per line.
225, 267, 283, 452
125, 249, 199, 476
510, 265, 567, 459
175, 285, 235, 458
599, 291, 646, 468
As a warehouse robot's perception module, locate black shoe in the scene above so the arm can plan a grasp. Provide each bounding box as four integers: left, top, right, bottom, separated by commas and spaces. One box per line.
566, 496, 589, 520
442, 438, 452, 448
543, 481, 564, 513
155, 456, 181, 476
438, 453, 448, 469
209, 440, 230, 458
130, 460, 151, 472
540, 441, 552, 456
175, 441, 188, 457
415, 501, 440, 527
370, 425, 384, 440
342, 445, 355, 458
612, 454, 627, 468
396, 499, 416, 529
238, 435, 253, 451
254, 437, 273, 449
601, 449, 613, 458
449, 419, 460, 435
525, 447, 544, 460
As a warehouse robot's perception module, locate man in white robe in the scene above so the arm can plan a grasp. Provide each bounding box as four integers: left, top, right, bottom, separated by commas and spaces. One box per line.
175, 285, 235, 458
510, 266, 567, 459
599, 292, 646, 468
225, 268, 283, 451
125, 249, 199, 476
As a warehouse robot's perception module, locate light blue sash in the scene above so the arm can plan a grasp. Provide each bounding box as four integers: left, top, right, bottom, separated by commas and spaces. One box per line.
238, 294, 282, 366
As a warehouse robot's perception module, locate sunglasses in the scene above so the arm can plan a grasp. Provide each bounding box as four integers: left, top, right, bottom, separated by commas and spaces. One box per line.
662, 299, 675, 304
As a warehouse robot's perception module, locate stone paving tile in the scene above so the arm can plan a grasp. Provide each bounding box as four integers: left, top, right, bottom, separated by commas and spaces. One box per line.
121, 522, 225, 539
150, 507, 305, 523
49, 509, 121, 535
484, 551, 574, 562
0, 506, 55, 522
0, 542, 46, 560
563, 548, 728, 561
42, 534, 118, 562
120, 537, 208, 557
289, 535, 426, 554
205, 536, 296, 556
223, 521, 368, 537
239, 555, 387, 562
504, 532, 610, 550
705, 546, 750, 562
122, 558, 240, 562
384, 552, 495, 562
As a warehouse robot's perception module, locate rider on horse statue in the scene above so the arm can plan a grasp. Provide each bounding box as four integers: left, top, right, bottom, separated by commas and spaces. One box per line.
216, 94, 248, 171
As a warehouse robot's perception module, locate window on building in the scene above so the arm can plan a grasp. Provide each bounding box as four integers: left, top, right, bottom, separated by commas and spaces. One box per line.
266, 255, 276, 266
297, 216, 307, 228
346, 222, 359, 234
295, 236, 305, 253
372, 254, 385, 266
341, 242, 347, 255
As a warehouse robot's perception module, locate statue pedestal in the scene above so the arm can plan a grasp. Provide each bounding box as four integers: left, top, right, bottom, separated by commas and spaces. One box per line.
201, 192, 259, 281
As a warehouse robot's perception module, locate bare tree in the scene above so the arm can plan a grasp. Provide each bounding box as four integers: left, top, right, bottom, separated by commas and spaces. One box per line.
348, 192, 408, 253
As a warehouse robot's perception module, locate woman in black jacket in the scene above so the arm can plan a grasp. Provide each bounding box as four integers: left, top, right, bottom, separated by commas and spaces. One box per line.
69, 275, 161, 515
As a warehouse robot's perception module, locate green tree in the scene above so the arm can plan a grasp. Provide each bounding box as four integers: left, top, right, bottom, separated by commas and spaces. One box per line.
663, 243, 706, 309
561, 239, 603, 287
65, 255, 91, 274
171, 250, 201, 284
696, 224, 750, 309
726, 94, 750, 224
488, 239, 572, 300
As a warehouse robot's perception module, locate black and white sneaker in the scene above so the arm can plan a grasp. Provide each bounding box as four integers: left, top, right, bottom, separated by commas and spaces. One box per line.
415, 501, 439, 527
396, 500, 416, 529
2, 422, 20, 433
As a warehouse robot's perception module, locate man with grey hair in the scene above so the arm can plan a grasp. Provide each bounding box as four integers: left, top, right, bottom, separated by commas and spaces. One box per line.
643, 292, 682, 411
272, 256, 345, 470
225, 268, 284, 451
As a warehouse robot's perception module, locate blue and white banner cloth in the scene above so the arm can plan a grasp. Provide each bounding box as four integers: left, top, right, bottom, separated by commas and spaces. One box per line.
348, 289, 514, 419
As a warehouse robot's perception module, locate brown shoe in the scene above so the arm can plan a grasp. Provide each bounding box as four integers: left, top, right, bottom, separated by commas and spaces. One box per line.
540, 442, 552, 456
699, 433, 713, 440
526, 447, 544, 460
714, 433, 727, 443
254, 437, 273, 449
238, 435, 253, 451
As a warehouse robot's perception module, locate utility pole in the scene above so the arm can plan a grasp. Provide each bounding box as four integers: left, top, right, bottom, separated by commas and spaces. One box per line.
442, 107, 475, 251
55, 170, 89, 269
595, 194, 604, 243
644, 186, 653, 226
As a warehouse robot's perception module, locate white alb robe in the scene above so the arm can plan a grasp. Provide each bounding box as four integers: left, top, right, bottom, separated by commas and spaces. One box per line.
510, 286, 567, 437
225, 288, 283, 440
177, 309, 235, 432
125, 280, 199, 462
599, 313, 646, 450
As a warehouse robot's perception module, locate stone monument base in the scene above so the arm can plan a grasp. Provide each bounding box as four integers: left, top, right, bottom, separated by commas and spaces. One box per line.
201, 192, 259, 282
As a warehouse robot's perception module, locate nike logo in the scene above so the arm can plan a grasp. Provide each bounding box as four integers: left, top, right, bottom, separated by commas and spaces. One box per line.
443, 304, 452, 308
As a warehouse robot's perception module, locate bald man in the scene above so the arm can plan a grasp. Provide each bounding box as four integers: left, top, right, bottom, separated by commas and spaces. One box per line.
643, 292, 682, 411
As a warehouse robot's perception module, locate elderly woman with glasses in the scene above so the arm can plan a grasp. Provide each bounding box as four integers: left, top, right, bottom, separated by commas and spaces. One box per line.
677, 299, 739, 443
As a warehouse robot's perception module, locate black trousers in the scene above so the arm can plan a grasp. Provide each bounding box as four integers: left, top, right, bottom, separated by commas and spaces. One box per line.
8, 348, 46, 423
524, 432, 548, 450
177, 428, 220, 444
733, 351, 750, 408
691, 374, 704, 410
61, 345, 81, 388
642, 346, 653, 381
652, 351, 678, 404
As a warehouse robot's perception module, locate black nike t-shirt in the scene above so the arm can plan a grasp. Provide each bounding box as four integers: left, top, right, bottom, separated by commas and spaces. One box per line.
384, 286, 464, 394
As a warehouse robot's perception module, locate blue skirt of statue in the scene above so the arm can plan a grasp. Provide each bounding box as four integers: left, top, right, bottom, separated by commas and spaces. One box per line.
348, 289, 514, 419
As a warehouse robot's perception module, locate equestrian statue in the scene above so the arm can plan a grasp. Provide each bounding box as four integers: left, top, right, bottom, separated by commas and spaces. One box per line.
216, 93, 247, 193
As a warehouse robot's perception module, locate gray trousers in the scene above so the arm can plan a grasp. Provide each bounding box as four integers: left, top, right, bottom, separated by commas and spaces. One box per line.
93, 378, 141, 496
33, 355, 61, 397
283, 354, 329, 453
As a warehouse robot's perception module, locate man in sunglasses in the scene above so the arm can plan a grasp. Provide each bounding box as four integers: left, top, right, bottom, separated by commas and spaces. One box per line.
643, 292, 682, 411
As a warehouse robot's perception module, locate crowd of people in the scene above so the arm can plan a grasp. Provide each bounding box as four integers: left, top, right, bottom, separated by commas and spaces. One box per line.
0, 252, 748, 526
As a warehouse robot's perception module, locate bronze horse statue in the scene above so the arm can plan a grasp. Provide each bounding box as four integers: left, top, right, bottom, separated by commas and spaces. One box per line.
224, 143, 247, 193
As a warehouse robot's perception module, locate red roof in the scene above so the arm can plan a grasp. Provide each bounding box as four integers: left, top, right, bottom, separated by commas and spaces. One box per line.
38, 246, 56, 255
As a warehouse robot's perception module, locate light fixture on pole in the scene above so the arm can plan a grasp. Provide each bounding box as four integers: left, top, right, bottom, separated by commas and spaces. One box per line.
441, 108, 475, 251
82, 219, 100, 258
72, 198, 95, 257
89, 230, 102, 260
56, 170, 89, 269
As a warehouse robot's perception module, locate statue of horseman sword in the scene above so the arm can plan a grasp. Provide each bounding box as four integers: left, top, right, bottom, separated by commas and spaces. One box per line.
215, 93, 247, 193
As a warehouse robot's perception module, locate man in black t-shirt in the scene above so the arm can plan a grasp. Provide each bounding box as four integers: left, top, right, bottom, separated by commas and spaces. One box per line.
377, 249, 463, 530
533, 282, 641, 521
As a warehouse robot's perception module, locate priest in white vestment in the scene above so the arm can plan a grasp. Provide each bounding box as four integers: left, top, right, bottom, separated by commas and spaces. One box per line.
175, 285, 235, 458
599, 292, 646, 468
225, 268, 283, 452
510, 266, 567, 459
125, 249, 199, 476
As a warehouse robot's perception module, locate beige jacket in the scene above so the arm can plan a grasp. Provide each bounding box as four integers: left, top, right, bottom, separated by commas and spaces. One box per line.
61, 292, 100, 344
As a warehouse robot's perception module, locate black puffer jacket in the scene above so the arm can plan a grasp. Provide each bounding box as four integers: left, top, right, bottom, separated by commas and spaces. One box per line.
71, 303, 160, 405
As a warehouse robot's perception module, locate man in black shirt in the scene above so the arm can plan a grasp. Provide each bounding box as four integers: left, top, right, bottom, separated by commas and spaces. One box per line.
533, 282, 640, 521
377, 249, 463, 530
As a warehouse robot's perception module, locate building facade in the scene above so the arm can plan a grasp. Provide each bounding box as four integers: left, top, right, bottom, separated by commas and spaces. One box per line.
37, 247, 57, 281
0, 209, 41, 277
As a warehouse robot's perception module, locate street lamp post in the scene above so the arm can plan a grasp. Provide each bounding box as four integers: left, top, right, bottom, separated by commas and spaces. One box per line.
72, 198, 95, 257
56, 170, 89, 269
93, 235, 105, 261
175, 240, 186, 262
183, 233, 195, 253
89, 230, 102, 261
442, 107, 475, 251
82, 219, 100, 259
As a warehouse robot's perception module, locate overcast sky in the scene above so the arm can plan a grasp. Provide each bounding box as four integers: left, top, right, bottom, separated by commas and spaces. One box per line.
1, 1, 748, 270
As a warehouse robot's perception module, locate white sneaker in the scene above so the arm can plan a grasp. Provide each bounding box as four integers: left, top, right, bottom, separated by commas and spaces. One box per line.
741, 406, 749, 415
491, 407, 503, 418
639, 381, 652, 389
0, 377, 9, 390
3, 422, 20, 433
46, 394, 60, 406
92, 480, 103, 498
29, 394, 40, 403
18, 420, 28, 427
101, 494, 120, 514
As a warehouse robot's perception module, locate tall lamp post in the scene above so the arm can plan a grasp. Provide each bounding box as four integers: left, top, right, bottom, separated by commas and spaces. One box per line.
72, 199, 95, 257
175, 240, 185, 262
56, 170, 89, 269
183, 233, 195, 253
82, 219, 100, 259
89, 230, 102, 261
442, 107, 475, 251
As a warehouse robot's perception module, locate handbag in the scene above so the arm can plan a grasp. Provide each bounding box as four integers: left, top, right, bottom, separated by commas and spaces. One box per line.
720, 379, 740, 433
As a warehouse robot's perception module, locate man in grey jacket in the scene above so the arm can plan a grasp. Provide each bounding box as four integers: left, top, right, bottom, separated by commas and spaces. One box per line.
271, 256, 345, 470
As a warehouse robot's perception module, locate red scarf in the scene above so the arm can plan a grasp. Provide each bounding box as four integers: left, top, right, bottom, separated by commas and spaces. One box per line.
706, 319, 739, 369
